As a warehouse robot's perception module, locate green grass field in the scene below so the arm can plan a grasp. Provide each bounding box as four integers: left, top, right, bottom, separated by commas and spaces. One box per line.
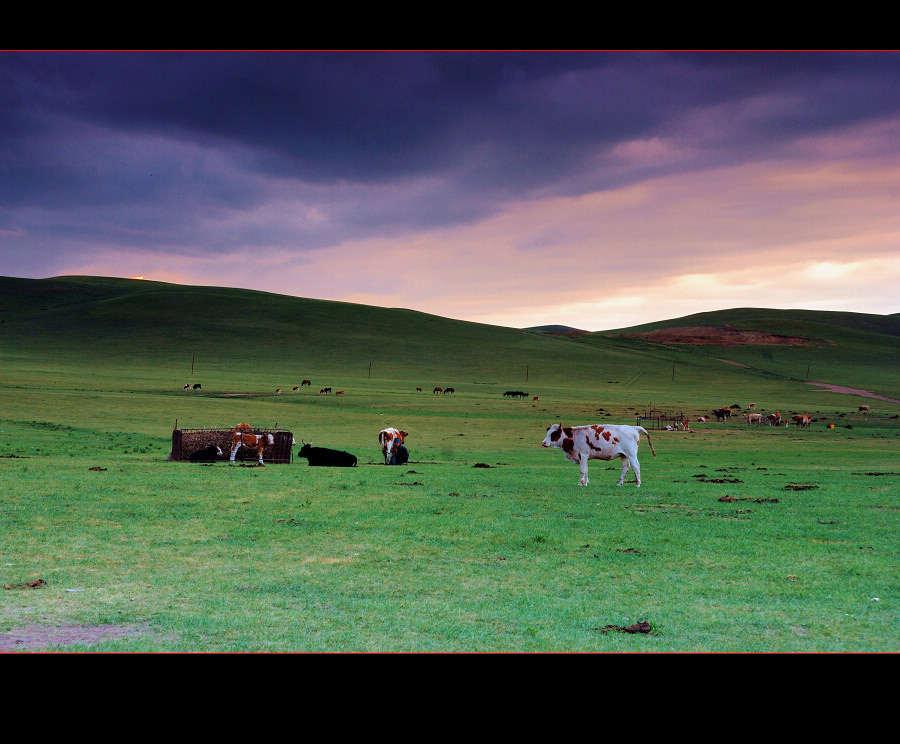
1, 276, 897, 651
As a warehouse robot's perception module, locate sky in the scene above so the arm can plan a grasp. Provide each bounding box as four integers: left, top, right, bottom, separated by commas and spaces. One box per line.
1, 51, 898, 330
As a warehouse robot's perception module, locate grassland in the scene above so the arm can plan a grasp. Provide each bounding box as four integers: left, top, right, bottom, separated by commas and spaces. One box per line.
1, 276, 897, 652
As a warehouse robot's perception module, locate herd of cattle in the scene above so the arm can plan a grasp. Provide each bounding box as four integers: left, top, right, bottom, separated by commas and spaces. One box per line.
180, 387, 877, 486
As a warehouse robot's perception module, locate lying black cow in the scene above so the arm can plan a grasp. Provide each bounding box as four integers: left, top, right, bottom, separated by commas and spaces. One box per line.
188, 445, 223, 462
297, 443, 357, 467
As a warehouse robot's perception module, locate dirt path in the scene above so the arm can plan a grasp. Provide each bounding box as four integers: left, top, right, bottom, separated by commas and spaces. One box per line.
805, 382, 900, 404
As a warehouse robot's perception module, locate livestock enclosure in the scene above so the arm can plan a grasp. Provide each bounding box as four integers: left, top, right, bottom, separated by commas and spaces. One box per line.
168, 427, 295, 464
635, 408, 687, 429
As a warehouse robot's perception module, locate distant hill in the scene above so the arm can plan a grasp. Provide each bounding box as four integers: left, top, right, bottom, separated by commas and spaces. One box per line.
525, 325, 589, 335
1, 276, 897, 400
597, 307, 900, 338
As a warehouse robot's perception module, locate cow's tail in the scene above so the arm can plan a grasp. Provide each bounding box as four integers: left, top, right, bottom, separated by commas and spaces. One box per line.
637, 426, 657, 457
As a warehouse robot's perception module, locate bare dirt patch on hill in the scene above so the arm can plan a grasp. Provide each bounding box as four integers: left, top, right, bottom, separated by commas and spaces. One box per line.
611, 325, 811, 346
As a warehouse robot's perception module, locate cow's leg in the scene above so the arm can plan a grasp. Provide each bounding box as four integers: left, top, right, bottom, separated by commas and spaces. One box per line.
579, 456, 589, 486
617, 454, 641, 486
230, 443, 240, 462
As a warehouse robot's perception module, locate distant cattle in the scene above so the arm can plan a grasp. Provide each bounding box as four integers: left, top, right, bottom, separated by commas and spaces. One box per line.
791, 414, 811, 428
276, 388, 281, 394
443, 387, 454, 394
542, 423, 656, 487
533, 396, 540, 402
188, 445, 223, 463
378, 428, 408, 465
335, 390, 345, 396
697, 416, 708, 423
292, 386, 300, 391
297, 443, 357, 467
192, 383, 202, 390
713, 407, 731, 421
301, 380, 312, 387
747, 403, 756, 409
433, 387, 443, 394
319, 387, 332, 395
858, 405, 870, 413
767, 412, 782, 426
229, 423, 274, 465
504, 391, 528, 399
183, 384, 190, 390
416, 387, 422, 392
743, 413, 763, 425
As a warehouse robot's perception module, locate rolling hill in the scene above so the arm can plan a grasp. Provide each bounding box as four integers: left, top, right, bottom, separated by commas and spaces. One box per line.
1, 275, 897, 402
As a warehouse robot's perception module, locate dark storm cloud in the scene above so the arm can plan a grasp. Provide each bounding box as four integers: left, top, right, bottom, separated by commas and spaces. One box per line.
1, 50, 899, 274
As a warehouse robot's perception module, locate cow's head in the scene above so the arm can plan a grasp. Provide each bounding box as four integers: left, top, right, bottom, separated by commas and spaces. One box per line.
299, 443, 311, 457
542, 424, 564, 448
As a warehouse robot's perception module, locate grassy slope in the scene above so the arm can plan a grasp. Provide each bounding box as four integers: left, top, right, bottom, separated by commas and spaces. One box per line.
1, 277, 897, 651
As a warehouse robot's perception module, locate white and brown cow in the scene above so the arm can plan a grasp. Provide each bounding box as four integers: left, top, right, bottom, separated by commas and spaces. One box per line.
229, 422, 275, 465
791, 414, 811, 428
378, 428, 408, 465
541, 423, 656, 487
743, 413, 763, 425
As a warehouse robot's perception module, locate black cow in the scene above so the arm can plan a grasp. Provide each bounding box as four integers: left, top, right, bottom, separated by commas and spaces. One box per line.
192, 383, 202, 390
297, 443, 357, 467
188, 445, 223, 462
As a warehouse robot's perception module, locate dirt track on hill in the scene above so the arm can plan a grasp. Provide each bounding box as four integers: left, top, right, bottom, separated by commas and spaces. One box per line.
610, 325, 811, 345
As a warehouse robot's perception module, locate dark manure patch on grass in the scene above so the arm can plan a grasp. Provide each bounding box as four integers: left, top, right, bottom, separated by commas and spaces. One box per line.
693, 474, 743, 483
597, 620, 653, 635
784, 483, 819, 491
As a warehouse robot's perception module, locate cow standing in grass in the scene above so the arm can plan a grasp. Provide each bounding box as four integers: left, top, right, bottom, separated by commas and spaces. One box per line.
541, 423, 656, 487
230, 423, 274, 465
379, 428, 408, 465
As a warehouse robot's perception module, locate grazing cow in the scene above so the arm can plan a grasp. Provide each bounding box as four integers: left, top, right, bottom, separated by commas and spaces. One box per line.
319, 387, 332, 395
192, 383, 202, 390
504, 391, 528, 399
188, 445, 224, 463
767, 412, 782, 426
292, 386, 300, 392
748, 403, 756, 410
297, 443, 357, 467
680, 420, 690, 431
183, 384, 190, 390
378, 428, 409, 465
791, 414, 811, 428
301, 380, 312, 387
416, 387, 422, 392
713, 407, 731, 421
533, 396, 540, 402
697, 416, 708, 423
276, 388, 282, 394
443, 387, 454, 394
858, 405, 870, 413
541, 423, 656, 487
433, 387, 443, 394
229, 423, 275, 465
335, 390, 345, 396
743, 413, 763, 425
